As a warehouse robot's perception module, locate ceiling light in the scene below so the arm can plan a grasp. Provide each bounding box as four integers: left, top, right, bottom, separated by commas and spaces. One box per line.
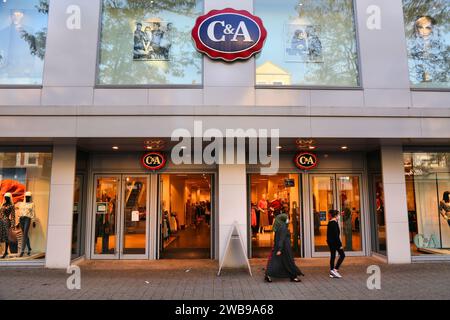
341, 146, 348, 150
146, 146, 153, 150
112, 146, 119, 150
276, 146, 282, 149
309, 146, 316, 150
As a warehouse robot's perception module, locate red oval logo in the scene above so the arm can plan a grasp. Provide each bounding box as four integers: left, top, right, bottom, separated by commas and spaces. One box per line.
294, 152, 318, 170
192, 8, 267, 62
141, 152, 166, 171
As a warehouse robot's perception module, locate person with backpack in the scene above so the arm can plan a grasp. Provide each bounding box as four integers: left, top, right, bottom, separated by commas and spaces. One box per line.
327, 209, 345, 279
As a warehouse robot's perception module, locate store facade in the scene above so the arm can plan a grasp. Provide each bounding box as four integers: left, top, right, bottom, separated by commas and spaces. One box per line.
0, 0, 449, 268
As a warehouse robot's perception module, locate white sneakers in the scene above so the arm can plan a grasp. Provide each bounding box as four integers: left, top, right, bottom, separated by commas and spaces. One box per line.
329, 269, 342, 278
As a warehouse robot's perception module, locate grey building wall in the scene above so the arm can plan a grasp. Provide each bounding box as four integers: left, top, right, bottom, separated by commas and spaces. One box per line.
0, 0, 449, 139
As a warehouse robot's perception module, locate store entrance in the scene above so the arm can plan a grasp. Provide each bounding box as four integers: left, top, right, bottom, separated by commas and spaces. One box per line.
249, 174, 302, 258
92, 175, 149, 259
158, 174, 213, 259
310, 174, 364, 256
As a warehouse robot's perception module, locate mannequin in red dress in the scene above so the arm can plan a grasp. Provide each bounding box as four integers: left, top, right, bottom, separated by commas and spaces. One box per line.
269, 193, 282, 225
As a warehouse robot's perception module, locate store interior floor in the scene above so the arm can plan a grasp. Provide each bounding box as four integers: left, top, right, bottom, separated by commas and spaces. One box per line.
161, 219, 211, 259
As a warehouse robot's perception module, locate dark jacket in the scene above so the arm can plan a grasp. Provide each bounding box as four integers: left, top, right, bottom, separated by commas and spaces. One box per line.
266, 223, 303, 278
327, 220, 342, 249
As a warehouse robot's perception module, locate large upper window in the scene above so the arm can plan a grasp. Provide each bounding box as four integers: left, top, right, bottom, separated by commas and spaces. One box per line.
403, 1, 450, 89
98, 0, 203, 86
255, 0, 359, 87
0, 0, 49, 85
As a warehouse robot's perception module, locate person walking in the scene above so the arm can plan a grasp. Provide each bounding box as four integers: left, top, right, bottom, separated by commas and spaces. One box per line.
265, 213, 304, 283
327, 209, 345, 279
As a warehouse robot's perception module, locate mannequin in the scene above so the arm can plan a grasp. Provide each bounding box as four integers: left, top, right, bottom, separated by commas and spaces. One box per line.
439, 191, 450, 227
257, 194, 269, 232
0, 193, 15, 259
19, 192, 35, 257
269, 193, 282, 225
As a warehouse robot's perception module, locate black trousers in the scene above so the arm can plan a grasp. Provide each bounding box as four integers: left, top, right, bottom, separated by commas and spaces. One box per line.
329, 247, 345, 270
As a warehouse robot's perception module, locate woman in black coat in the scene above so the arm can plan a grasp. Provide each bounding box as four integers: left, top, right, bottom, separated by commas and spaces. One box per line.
265, 213, 304, 282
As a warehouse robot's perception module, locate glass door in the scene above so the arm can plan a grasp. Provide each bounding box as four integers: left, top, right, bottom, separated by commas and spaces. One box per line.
310, 175, 335, 253
119, 176, 149, 259
336, 175, 364, 253
310, 174, 365, 256
92, 175, 120, 259
92, 175, 150, 260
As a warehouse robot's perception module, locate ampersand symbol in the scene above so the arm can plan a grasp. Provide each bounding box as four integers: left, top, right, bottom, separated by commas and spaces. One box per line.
223, 24, 234, 35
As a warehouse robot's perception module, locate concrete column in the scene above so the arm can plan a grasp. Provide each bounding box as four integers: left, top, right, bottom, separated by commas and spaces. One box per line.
45, 144, 77, 269
356, 0, 411, 108
381, 145, 411, 264
218, 164, 247, 264
203, 0, 255, 106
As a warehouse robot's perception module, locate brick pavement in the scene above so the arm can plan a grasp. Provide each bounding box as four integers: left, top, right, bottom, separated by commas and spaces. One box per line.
0, 258, 449, 300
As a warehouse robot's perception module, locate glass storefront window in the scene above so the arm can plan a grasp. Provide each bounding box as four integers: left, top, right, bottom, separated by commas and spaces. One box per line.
0, 152, 52, 261
372, 176, 386, 255
405, 152, 450, 255
0, 0, 49, 85
255, 0, 359, 87
98, 0, 203, 86
402, 1, 450, 89
250, 174, 301, 258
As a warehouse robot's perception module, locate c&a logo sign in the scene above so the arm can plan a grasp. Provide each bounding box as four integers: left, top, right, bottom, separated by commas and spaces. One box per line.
141, 152, 166, 171
192, 8, 267, 62
294, 152, 318, 171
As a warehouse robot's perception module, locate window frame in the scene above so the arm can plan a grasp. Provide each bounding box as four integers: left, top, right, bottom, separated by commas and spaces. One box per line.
94, 0, 205, 89
0, 0, 50, 88
253, 0, 363, 90
402, 0, 450, 92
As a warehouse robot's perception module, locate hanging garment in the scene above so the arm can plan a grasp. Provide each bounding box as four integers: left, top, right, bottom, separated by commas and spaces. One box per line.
251, 208, 257, 228
170, 215, 177, 233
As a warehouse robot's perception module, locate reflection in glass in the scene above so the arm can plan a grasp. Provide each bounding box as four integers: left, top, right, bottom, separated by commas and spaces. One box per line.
98, 0, 203, 85
0, 0, 49, 84
250, 174, 301, 258
0, 152, 52, 260
255, 0, 359, 86
403, 0, 450, 88
94, 177, 118, 255
311, 176, 334, 252
337, 176, 362, 252
405, 152, 450, 255
123, 177, 147, 255
71, 176, 82, 256
373, 176, 386, 254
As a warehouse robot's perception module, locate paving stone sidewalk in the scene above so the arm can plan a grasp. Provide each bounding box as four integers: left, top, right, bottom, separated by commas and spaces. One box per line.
0, 258, 449, 300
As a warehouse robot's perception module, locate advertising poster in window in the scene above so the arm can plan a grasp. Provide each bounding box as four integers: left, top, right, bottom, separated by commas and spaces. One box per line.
402, 0, 450, 88
133, 21, 172, 61
407, 15, 449, 84
284, 23, 323, 63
